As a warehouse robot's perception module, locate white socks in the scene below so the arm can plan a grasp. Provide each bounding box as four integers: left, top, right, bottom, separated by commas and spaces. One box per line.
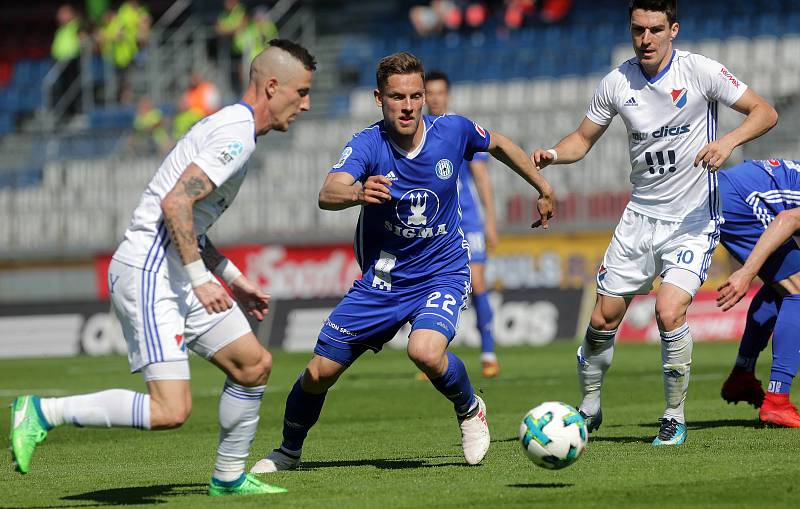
39, 390, 151, 429
577, 326, 617, 417
661, 323, 693, 424
213, 379, 265, 482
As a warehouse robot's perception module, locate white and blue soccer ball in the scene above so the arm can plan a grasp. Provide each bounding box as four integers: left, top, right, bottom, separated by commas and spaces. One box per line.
518, 401, 588, 470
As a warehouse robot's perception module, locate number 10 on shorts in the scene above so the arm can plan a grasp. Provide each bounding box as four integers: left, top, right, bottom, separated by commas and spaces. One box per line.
676, 250, 695, 264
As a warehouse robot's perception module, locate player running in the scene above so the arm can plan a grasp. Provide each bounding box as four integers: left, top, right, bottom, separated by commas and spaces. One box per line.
425, 70, 500, 378
9, 40, 315, 496
716, 159, 800, 427
531, 0, 777, 445
250, 52, 554, 473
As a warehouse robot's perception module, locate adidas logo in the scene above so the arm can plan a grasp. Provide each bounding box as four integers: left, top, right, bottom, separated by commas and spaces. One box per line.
624, 97, 638, 106
386, 171, 399, 181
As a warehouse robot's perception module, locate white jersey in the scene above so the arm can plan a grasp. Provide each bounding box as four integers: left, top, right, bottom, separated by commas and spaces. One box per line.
113, 102, 257, 278
587, 49, 747, 222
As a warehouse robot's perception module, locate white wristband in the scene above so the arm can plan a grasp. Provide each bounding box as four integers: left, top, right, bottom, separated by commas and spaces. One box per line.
546, 148, 558, 161
184, 259, 213, 288
214, 258, 243, 286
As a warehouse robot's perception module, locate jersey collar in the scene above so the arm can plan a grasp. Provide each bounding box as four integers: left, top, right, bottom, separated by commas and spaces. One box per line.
638, 49, 676, 84
386, 117, 427, 160
237, 100, 257, 142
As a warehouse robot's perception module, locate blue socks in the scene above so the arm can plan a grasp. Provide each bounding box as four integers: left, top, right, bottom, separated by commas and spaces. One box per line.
429, 352, 477, 416
473, 292, 495, 355
280, 376, 327, 453
735, 285, 782, 372
768, 294, 800, 395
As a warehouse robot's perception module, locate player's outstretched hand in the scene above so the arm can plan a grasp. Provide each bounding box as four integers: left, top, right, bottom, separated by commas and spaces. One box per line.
194, 282, 234, 314
229, 276, 271, 321
532, 191, 555, 230
531, 149, 557, 170
694, 139, 735, 172
485, 223, 499, 251
716, 268, 755, 311
359, 175, 392, 205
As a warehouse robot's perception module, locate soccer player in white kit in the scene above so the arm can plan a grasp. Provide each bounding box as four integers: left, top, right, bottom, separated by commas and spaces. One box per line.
531, 0, 778, 445
9, 40, 315, 496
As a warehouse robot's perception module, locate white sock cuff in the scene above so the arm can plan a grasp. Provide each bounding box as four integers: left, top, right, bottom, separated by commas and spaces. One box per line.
586, 326, 618, 346
222, 379, 265, 401
660, 323, 690, 342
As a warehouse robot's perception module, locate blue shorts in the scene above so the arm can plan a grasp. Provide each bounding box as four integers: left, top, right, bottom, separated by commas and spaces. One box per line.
719, 179, 800, 284
315, 275, 470, 366
464, 229, 487, 264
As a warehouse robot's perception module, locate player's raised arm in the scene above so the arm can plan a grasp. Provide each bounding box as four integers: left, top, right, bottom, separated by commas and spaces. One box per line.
694, 89, 778, 171
487, 130, 555, 229
318, 172, 392, 211
531, 117, 609, 169
161, 163, 233, 314
717, 207, 800, 311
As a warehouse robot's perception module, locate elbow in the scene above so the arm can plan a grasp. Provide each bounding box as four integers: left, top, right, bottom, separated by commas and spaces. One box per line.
767, 106, 779, 130
318, 190, 333, 210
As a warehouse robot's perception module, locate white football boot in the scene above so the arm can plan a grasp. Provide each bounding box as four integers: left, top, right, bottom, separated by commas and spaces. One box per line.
458, 396, 490, 465
250, 448, 301, 474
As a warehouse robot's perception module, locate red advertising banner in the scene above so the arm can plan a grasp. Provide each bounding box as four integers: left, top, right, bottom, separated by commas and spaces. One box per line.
618, 288, 758, 342
95, 243, 362, 299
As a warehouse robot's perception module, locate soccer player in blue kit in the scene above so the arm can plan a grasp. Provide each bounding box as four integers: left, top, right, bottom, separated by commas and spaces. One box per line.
251, 52, 555, 472
425, 70, 500, 378
715, 158, 800, 427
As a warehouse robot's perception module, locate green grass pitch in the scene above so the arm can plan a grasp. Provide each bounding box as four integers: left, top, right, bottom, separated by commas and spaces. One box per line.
2, 342, 798, 508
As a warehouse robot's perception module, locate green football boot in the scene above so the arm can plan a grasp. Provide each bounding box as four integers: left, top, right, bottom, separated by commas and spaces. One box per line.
9, 395, 51, 474
208, 473, 288, 496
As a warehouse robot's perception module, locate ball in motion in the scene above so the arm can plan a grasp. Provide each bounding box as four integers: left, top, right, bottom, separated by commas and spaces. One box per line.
518, 401, 588, 469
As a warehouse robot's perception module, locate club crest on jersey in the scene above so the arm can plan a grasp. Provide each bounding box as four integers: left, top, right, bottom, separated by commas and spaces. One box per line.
435, 159, 454, 180
671, 88, 688, 109
473, 122, 486, 138
333, 147, 353, 169
388, 188, 447, 238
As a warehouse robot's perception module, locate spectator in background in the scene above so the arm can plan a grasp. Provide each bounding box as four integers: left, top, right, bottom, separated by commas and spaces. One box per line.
215, 0, 247, 92
539, 0, 572, 23
410, 0, 460, 36
117, 0, 151, 54
172, 73, 220, 140
85, 0, 110, 25
236, 7, 279, 69
97, 8, 137, 70
503, 0, 537, 30
132, 96, 170, 154
52, 4, 84, 115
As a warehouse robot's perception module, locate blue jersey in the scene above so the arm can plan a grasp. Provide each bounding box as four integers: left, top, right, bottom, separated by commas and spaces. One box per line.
331, 114, 491, 290
718, 159, 800, 283
458, 152, 489, 233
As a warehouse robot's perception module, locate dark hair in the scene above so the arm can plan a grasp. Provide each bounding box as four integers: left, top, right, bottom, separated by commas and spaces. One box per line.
376, 52, 424, 92
424, 69, 450, 88
268, 39, 317, 71
629, 0, 677, 25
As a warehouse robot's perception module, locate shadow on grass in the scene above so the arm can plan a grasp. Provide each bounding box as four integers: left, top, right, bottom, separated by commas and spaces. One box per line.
508, 483, 572, 489
8, 483, 208, 508
300, 457, 466, 470
632, 419, 759, 430
588, 435, 648, 444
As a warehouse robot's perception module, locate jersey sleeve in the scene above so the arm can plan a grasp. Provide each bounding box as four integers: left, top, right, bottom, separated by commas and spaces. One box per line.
329, 132, 372, 182
454, 115, 491, 160
472, 152, 489, 162
585, 71, 619, 126
191, 122, 254, 187
695, 55, 748, 107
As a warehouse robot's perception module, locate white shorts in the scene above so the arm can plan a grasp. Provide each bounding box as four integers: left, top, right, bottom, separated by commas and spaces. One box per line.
596, 208, 719, 297
108, 258, 252, 374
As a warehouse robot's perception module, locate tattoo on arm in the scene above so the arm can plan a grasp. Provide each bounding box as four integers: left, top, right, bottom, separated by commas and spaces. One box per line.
199, 237, 226, 271
183, 176, 208, 198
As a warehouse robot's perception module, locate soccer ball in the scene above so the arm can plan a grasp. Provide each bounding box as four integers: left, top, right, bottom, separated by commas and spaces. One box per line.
518, 401, 588, 470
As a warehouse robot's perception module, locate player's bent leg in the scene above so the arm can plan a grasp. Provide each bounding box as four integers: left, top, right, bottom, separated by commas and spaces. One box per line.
653, 280, 694, 446
721, 285, 779, 408
9, 364, 185, 473
408, 328, 489, 465
251, 355, 349, 474
759, 283, 800, 428
146, 377, 192, 429
577, 293, 629, 431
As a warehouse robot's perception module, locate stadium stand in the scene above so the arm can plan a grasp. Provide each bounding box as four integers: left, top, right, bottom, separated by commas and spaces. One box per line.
1, 0, 799, 257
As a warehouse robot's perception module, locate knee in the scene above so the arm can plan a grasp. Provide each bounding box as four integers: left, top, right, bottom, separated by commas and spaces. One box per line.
471, 277, 487, 295
655, 304, 686, 332
151, 399, 192, 430
407, 345, 446, 375
231, 349, 272, 387
590, 309, 621, 331
302, 363, 338, 394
